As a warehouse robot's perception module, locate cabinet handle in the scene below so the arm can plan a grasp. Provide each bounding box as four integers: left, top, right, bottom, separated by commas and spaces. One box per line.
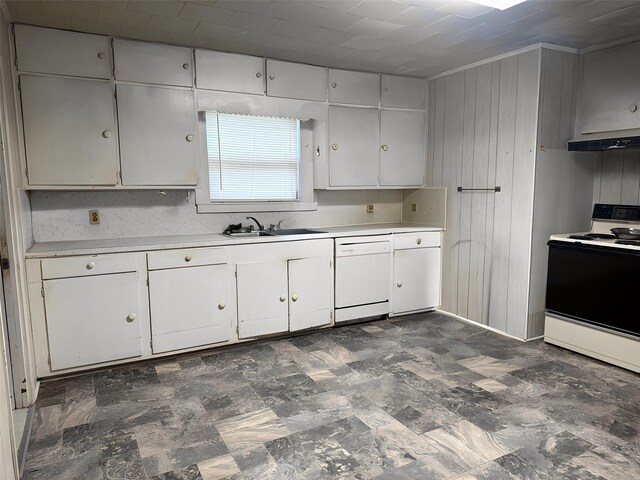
102, 130, 112, 139
218, 301, 226, 310
86, 261, 95, 270
127, 313, 137, 322
97, 52, 106, 60
331, 82, 337, 88
269, 74, 275, 80
291, 293, 298, 302
331, 143, 338, 151
381, 144, 389, 152
183, 63, 190, 69
397, 281, 402, 288
185, 254, 192, 262
186, 134, 194, 142
416, 238, 422, 245
279, 295, 286, 302
256, 72, 262, 78
630, 104, 638, 113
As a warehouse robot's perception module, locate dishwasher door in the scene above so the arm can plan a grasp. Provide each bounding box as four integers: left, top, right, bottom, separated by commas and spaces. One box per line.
335, 236, 391, 309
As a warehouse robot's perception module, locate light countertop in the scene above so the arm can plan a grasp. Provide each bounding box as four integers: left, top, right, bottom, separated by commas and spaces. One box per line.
26, 223, 444, 258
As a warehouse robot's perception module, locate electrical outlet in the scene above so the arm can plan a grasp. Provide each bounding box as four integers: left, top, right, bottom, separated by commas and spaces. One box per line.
411, 203, 417, 213
89, 210, 100, 225
367, 204, 374, 213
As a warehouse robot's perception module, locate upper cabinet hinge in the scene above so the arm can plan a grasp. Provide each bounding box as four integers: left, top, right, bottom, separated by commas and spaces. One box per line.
40, 286, 44, 298
25, 167, 29, 181
146, 277, 149, 287
17, 79, 20, 91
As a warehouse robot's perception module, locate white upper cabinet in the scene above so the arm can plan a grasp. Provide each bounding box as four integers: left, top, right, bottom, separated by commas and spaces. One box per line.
113, 39, 193, 87
266, 60, 327, 101
328, 69, 380, 106
577, 41, 640, 134
14, 25, 111, 79
117, 85, 198, 186
21, 75, 119, 186
381, 75, 426, 109
379, 109, 426, 186
329, 106, 380, 187
195, 50, 264, 95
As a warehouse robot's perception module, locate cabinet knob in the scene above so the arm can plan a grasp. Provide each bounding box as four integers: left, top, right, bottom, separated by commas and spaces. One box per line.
381, 144, 389, 152
384, 87, 389, 93
269, 74, 275, 80
256, 72, 262, 78
183, 63, 190, 70
186, 134, 194, 142
331, 82, 337, 88
291, 293, 298, 302
127, 313, 137, 322
279, 295, 286, 302
416, 238, 422, 245
630, 104, 638, 113
397, 281, 402, 288
185, 254, 192, 262
218, 301, 226, 310
102, 130, 112, 138
331, 143, 338, 151
97, 52, 106, 60
86, 261, 96, 270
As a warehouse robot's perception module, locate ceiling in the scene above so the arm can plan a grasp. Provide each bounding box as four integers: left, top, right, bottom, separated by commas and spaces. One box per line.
7, 0, 640, 77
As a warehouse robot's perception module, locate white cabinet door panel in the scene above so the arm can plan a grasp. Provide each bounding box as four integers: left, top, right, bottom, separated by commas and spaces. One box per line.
393, 248, 441, 314
329, 69, 380, 106
329, 106, 380, 187
113, 39, 193, 87
381, 75, 426, 109
15, 25, 111, 79
289, 256, 333, 331
149, 264, 234, 354
21, 75, 119, 186
44, 273, 142, 370
237, 261, 289, 339
266, 60, 327, 101
195, 50, 264, 94
380, 109, 426, 186
117, 85, 198, 186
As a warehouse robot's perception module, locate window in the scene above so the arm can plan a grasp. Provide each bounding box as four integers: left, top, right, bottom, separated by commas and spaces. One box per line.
205, 112, 300, 202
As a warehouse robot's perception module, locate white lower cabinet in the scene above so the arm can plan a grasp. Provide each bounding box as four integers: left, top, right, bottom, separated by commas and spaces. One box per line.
392, 233, 441, 315
43, 272, 142, 370
289, 256, 333, 331
148, 262, 235, 354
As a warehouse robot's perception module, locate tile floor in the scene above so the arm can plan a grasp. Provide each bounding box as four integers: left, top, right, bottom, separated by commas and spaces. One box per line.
23, 312, 640, 479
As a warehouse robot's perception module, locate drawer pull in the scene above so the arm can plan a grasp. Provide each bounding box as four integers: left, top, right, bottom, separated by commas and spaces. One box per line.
397, 281, 402, 288
185, 254, 192, 262
416, 238, 422, 245
218, 301, 226, 310
127, 313, 137, 322
86, 261, 96, 270
280, 295, 286, 302
292, 293, 298, 302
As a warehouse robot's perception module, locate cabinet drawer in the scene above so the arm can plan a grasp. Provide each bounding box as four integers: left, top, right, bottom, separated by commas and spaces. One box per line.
381, 75, 426, 109
15, 25, 111, 79
42, 253, 137, 280
147, 247, 227, 270
113, 39, 193, 87
394, 232, 440, 250
195, 50, 264, 94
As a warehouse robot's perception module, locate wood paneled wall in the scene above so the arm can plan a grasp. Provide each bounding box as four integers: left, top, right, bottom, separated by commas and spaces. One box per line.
593, 150, 640, 205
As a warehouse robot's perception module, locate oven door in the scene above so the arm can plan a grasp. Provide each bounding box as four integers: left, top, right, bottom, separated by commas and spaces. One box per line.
546, 240, 640, 337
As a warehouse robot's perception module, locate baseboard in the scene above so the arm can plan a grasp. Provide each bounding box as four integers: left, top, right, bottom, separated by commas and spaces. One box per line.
435, 309, 527, 342
17, 405, 35, 478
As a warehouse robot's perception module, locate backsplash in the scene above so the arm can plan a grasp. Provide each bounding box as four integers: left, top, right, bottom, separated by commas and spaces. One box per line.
30, 189, 402, 242
593, 150, 640, 205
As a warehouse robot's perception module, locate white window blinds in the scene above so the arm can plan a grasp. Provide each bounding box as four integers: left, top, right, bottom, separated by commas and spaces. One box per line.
206, 112, 300, 201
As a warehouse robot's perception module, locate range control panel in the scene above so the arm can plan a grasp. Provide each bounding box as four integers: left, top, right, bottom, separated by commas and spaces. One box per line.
593, 204, 640, 221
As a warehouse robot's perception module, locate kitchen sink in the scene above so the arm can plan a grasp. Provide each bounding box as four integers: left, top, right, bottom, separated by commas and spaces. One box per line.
223, 231, 275, 237
268, 228, 326, 235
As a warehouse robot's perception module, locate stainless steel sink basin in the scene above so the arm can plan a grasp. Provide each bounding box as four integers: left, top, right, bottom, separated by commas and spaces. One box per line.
223, 231, 275, 238
268, 228, 326, 235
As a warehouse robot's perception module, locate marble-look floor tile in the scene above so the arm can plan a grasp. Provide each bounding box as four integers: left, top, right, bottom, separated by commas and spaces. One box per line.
458, 355, 521, 377
473, 378, 508, 393
216, 408, 290, 453
197, 454, 240, 480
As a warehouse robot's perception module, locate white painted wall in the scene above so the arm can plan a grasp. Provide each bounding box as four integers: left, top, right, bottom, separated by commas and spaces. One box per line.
593, 150, 640, 205
30, 189, 402, 242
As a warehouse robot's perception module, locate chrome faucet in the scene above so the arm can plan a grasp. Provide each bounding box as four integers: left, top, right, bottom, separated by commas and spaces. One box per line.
246, 216, 264, 231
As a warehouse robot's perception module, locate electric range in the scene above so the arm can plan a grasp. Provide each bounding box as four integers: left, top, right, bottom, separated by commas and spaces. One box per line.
544, 203, 640, 373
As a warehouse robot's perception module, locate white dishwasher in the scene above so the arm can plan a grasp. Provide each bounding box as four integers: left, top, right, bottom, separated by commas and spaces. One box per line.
334, 235, 391, 323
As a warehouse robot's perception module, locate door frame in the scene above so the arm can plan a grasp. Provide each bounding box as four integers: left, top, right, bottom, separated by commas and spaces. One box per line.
0, 301, 18, 479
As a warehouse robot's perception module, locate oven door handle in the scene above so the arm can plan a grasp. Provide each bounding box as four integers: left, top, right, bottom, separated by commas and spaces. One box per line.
547, 240, 640, 257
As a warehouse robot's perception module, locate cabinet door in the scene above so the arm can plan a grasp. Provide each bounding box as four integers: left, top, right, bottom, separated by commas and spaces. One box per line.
381, 75, 426, 109
44, 273, 142, 370
149, 264, 234, 353
237, 261, 289, 339
380, 109, 426, 186
196, 50, 264, 94
15, 25, 111, 79
266, 60, 327, 101
117, 85, 198, 186
578, 42, 640, 134
329, 69, 380, 106
113, 39, 193, 87
21, 75, 119, 186
329, 106, 380, 187
289, 256, 333, 331
393, 248, 441, 314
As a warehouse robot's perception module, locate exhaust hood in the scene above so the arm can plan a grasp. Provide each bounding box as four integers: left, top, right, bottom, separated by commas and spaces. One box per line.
568, 128, 640, 151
